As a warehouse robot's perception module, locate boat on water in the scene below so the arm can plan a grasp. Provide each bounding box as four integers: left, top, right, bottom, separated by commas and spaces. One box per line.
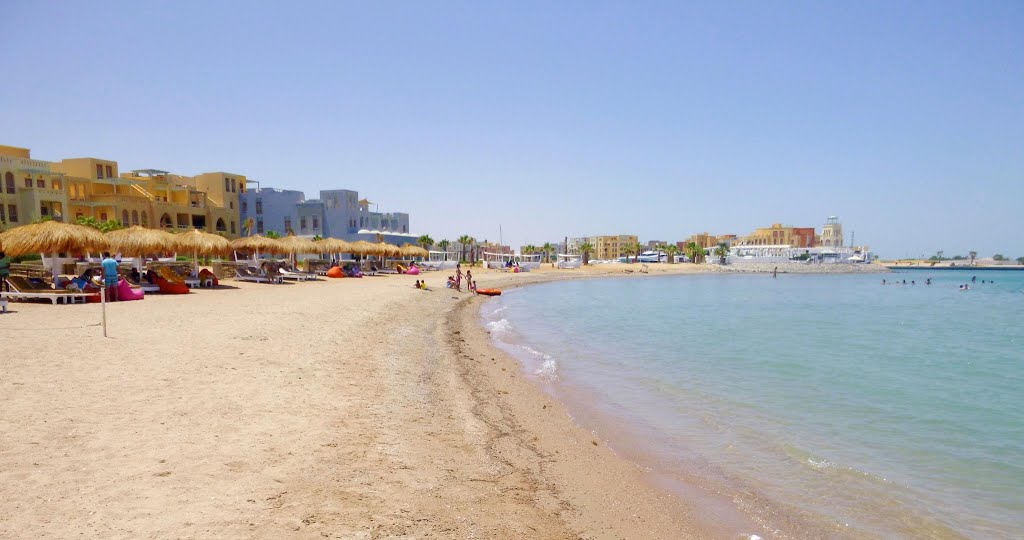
618, 251, 665, 263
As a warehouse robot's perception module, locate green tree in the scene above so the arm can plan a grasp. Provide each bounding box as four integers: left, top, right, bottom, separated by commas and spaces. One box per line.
662, 243, 678, 264
438, 239, 451, 260
457, 235, 473, 263
579, 242, 594, 266
993, 253, 1006, 261
76, 215, 122, 232
684, 242, 704, 263
1016, 256, 1024, 265
713, 242, 730, 264
969, 251, 977, 265
417, 234, 434, 251
312, 234, 322, 241
243, 217, 255, 236
542, 242, 553, 263
265, 230, 282, 239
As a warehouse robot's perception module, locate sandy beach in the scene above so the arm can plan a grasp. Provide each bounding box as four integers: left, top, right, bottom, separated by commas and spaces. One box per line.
1, 262, 738, 539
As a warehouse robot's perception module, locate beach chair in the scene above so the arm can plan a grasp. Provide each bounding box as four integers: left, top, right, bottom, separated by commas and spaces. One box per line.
233, 266, 272, 283
157, 267, 200, 288
278, 263, 317, 281
2, 276, 97, 305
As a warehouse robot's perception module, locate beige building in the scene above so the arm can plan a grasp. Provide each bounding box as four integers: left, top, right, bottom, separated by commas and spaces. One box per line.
586, 234, 638, 260
736, 223, 817, 248
820, 216, 843, 247
0, 145, 68, 227
1, 144, 242, 239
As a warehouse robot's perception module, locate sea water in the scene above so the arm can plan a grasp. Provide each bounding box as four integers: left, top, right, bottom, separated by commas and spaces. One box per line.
481, 269, 1024, 539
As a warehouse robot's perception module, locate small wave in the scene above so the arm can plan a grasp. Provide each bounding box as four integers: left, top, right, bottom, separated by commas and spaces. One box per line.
518, 345, 559, 381
487, 318, 512, 334
490, 305, 508, 316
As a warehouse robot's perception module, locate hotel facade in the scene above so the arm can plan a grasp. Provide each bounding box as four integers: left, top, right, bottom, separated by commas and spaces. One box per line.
0, 145, 243, 238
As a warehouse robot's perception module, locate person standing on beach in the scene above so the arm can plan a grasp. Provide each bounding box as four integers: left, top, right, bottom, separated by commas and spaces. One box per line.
455, 264, 463, 292
101, 252, 119, 301
465, 269, 472, 292
0, 251, 10, 292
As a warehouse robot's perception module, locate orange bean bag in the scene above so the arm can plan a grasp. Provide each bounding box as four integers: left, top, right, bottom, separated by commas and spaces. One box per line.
327, 266, 344, 278
198, 269, 219, 286
155, 276, 190, 294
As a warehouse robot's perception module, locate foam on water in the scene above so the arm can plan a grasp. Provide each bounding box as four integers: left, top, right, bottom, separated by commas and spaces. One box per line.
482, 269, 1024, 538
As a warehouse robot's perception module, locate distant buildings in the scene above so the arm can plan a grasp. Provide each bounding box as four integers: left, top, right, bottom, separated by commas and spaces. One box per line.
820, 216, 843, 247
735, 223, 816, 248
239, 186, 413, 243
1, 144, 242, 238
568, 234, 638, 259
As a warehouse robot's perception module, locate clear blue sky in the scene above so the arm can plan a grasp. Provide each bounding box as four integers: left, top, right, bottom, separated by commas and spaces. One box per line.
3, 1, 1021, 258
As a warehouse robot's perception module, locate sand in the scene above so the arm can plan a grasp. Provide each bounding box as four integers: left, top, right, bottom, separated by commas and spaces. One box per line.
1, 262, 730, 539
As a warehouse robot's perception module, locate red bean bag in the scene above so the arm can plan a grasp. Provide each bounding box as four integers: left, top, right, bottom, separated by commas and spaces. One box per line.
198, 269, 219, 286
155, 276, 190, 294
327, 266, 344, 278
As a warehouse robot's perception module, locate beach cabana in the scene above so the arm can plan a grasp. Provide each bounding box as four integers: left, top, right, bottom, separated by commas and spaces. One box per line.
0, 221, 109, 286
173, 229, 230, 276
400, 244, 428, 259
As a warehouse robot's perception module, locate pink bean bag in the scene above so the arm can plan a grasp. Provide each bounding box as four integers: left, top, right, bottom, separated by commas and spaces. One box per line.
116, 278, 145, 301
406, 266, 420, 275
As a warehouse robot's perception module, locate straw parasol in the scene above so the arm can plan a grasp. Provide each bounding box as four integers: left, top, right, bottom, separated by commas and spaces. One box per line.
173, 229, 231, 275
275, 235, 319, 267
230, 234, 282, 261
105, 226, 177, 257
375, 242, 401, 258
400, 243, 428, 258
314, 237, 351, 255
347, 240, 377, 257
0, 221, 109, 285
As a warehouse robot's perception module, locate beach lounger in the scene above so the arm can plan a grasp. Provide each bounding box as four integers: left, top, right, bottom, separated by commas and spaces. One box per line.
233, 267, 271, 283
278, 266, 317, 281
157, 267, 200, 288
3, 276, 97, 305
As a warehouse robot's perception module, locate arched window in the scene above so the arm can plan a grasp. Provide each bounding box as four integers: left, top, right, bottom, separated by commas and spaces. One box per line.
131, 210, 139, 225
4, 172, 14, 194
141, 211, 148, 227
224, 178, 230, 192
160, 213, 172, 228
52, 179, 61, 191
122, 210, 129, 226
216, 218, 226, 231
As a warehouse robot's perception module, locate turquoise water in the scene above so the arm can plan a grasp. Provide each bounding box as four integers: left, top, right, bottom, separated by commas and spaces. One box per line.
481, 269, 1024, 539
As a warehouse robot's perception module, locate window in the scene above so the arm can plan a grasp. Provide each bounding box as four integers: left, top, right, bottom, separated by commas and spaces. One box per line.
132, 211, 139, 225
255, 199, 263, 214
229, 201, 233, 209
256, 218, 264, 233
40, 205, 49, 217
122, 210, 129, 226
52, 179, 61, 190
284, 217, 292, 231
0, 205, 4, 222
105, 165, 113, 178
8, 204, 17, 222
216, 218, 226, 231
299, 217, 306, 229
230, 221, 236, 234
24, 178, 32, 188
4, 172, 14, 194
76, 212, 83, 219
231, 179, 236, 193
312, 217, 319, 229
100, 212, 108, 221
225, 178, 231, 192
141, 211, 148, 227
36, 178, 45, 188
96, 164, 104, 179
241, 200, 247, 213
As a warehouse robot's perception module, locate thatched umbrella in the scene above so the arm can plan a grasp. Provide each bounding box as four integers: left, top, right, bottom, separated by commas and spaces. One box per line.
315, 237, 351, 256
173, 229, 231, 275
105, 226, 177, 269
347, 240, 377, 258
400, 243, 428, 259
375, 242, 401, 258
0, 221, 109, 285
275, 235, 318, 267
230, 234, 281, 261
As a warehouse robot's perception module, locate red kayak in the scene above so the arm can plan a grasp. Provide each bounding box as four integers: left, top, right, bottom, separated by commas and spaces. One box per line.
475, 288, 501, 296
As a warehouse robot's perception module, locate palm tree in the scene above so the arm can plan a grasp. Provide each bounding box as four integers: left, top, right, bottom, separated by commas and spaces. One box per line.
312, 234, 322, 241
662, 243, 678, 264
417, 234, 435, 251
243, 217, 255, 236
632, 242, 644, 263
265, 230, 282, 239
523, 245, 537, 256
542, 242, 553, 263
76, 215, 121, 232
438, 239, 451, 261
969, 251, 977, 266
685, 242, 703, 263
457, 234, 473, 263
579, 242, 594, 266
713, 242, 730, 265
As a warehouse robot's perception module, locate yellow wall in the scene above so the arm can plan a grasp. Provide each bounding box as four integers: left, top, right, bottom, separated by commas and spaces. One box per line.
587, 234, 638, 260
